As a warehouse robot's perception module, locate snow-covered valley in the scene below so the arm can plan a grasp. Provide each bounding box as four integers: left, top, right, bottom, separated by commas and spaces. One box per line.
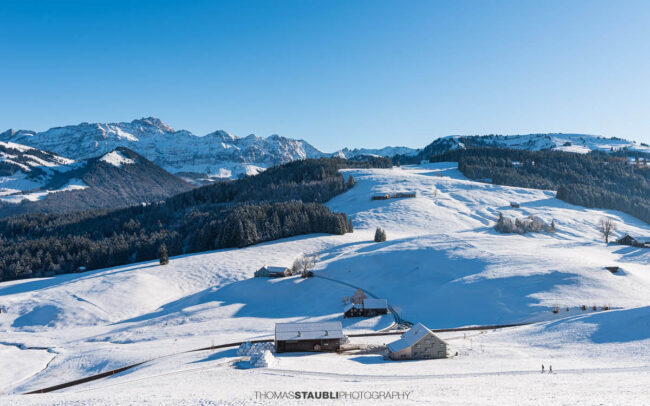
1, 163, 649, 405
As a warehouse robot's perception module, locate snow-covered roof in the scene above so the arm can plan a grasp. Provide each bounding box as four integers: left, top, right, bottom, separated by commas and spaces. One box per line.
257, 265, 289, 273
631, 236, 650, 243
618, 235, 650, 243
387, 322, 444, 353
343, 303, 359, 312
363, 298, 387, 309
275, 321, 344, 341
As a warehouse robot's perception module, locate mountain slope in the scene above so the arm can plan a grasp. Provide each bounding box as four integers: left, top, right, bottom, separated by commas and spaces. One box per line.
1, 141, 81, 201
0, 147, 194, 216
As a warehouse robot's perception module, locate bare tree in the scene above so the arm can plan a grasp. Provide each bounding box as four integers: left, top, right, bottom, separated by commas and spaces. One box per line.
351, 288, 367, 305
598, 217, 617, 243
292, 253, 319, 275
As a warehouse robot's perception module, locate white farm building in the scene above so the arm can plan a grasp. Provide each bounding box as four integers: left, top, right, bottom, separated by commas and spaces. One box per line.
387, 323, 448, 360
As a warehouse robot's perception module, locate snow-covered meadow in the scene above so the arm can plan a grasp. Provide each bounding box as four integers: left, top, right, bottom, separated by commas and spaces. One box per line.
1, 163, 649, 404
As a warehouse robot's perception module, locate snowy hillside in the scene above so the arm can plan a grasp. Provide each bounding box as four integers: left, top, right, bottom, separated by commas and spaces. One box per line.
0, 141, 80, 201
0, 163, 648, 403
0, 146, 193, 215
419, 133, 650, 157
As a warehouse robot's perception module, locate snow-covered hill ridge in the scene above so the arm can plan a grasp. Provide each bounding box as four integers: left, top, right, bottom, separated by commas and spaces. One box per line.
0, 141, 80, 199
0, 118, 416, 180
0, 146, 192, 212
0, 163, 648, 401
420, 133, 650, 156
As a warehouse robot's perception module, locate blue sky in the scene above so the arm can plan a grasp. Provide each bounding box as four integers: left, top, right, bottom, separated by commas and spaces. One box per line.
1, 0, 649, 151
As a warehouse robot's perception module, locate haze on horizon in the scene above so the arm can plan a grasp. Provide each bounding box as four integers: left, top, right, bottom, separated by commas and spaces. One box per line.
1, 0, 649, 151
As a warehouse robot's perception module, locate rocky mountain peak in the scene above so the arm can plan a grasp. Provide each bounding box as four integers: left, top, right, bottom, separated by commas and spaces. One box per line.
130, 117, 175, 133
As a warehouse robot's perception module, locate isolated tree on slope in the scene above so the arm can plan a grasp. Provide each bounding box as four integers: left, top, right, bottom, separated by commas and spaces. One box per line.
346, 175, 355, 189
374, 227, 387, 242
159, 244, 169, 265
598, 217, 617, 244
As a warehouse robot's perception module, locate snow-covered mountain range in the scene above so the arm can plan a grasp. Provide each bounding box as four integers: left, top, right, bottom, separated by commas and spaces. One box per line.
415, 133, 650, 158
0, 117, 417, 182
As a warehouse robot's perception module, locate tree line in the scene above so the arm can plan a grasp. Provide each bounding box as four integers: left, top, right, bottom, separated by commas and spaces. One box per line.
0, 157, 390, 282
427, 148, 649, 224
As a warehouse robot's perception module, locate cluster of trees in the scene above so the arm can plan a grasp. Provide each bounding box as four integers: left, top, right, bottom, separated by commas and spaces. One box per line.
291, 253, 319, 277
0, 158, 386, 282
495, 213, 556, 234
427, 148, 649, 224
342, 288, 367, 306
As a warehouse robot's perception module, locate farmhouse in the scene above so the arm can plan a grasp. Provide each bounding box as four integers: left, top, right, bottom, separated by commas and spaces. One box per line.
344, 298, 389, 318
387, 323, 448, 360
254, 265, 291, 278
616, 235, 650, 248
274, 321, 344, 353
371, 192, 417, 201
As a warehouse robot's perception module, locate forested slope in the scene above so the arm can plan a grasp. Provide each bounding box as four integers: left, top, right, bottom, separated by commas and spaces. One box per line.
428, 148, 649, 224
0, 157, 390, 282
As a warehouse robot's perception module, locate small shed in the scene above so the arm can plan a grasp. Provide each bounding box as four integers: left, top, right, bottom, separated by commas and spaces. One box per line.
254, 265, 291, 278
616, 235, 650, 248
275, 321, 344, 353
371, 194, 390, 200
387, 322, 448, 360
344, 298, 389, 318
510, 202, 520, 208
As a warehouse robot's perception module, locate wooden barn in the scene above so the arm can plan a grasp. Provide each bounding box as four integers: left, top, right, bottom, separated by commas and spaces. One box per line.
254, 265, 291, 278
371, 192, 416, 201
616, 235, 650, 248
344, 298, 389, 318
387, 323, 448, 360
394, 192, 416, 198
274, 321, 344, 353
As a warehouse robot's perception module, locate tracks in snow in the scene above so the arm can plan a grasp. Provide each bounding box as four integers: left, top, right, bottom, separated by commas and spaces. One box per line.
259, 365, 650, 381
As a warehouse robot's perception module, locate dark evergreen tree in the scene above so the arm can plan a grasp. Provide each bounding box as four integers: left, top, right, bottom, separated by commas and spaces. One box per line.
158, 244, 169, 265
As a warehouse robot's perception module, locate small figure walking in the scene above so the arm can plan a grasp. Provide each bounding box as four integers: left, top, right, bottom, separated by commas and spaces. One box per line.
541, 364, 545, 373
549, 365, 553, 374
